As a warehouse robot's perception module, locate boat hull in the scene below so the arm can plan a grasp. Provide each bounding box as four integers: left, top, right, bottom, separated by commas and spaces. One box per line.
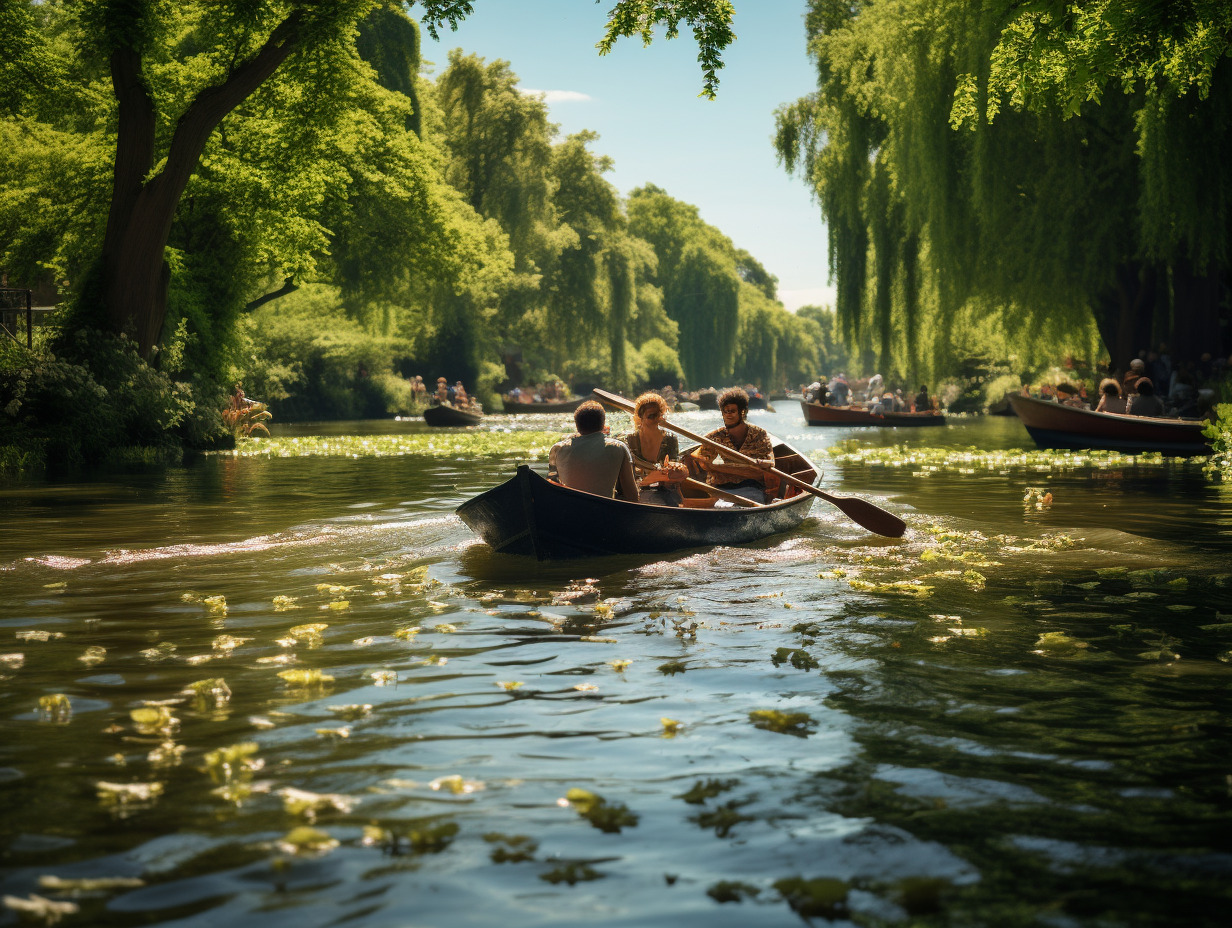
457, 445, 819, 560
800, 401, 946, 427
423, 404, 483, 427
1008, 394, 1209, 455
501, 397, 588, 414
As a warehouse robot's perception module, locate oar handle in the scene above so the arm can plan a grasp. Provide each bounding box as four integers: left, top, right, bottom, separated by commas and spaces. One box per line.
630, 452, 760, 508
595, 388, 814, 496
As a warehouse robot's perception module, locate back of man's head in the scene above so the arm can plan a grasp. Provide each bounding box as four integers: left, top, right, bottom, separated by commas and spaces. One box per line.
574, 400, 606, 434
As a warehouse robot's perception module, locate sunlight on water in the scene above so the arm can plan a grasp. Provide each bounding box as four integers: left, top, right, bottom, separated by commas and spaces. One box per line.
1, 411, 1230, 926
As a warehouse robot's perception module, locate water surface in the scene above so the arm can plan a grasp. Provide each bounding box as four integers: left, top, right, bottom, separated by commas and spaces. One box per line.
2, 409, 1230, 926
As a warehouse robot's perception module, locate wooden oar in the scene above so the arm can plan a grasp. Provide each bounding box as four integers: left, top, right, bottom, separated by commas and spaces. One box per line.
595, 388, 907, 538
629, 453, 762, 508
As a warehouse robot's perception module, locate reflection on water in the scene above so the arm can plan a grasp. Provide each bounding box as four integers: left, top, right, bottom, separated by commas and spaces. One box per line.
1, 412, 1230, 926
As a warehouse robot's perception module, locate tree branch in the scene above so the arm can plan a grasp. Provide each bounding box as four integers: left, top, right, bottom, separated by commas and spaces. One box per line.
244, 277, 298, 313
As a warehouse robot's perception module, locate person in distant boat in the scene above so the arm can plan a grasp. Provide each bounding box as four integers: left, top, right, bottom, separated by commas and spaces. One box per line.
1055, 383, 1086, 408
454, 381, 469, 408
548, 400, 638, 500
1122, 357, 1146, 396
914, 385, 933, 412
865, 373, 884, 403
623, 392, 688, 506
828, 374, 851, 406
690, 388, 778, 504
1126, 377, 1165, 417
1094, 378, 1127, 414
434, 377, 449, 404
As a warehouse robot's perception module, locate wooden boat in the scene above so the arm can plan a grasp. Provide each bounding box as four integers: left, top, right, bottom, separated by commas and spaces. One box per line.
456, 440, 820, 559
801, 400, 946, 427
423, 403, 483, 427
501, 396, 588, 414
1008, 394, 1210, 455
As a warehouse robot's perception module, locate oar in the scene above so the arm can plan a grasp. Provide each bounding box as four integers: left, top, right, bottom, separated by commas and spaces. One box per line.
629, 453, 762, 508
595, 388, 907, 538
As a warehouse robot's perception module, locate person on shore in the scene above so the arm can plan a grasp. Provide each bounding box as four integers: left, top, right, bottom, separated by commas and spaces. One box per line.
1126, 378, 1165, 417
1094, 378, 1127, 414
691, 388, 778, 504
548, 401, 638, 500
623, 392, 688, 506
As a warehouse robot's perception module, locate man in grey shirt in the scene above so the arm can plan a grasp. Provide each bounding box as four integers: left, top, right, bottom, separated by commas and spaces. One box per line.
548, 401, 639, 500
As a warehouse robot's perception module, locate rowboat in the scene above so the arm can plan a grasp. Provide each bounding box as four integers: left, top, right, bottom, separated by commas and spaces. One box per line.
423, 403, 483, 427
801, 400, 946, 427
456, 440, 820, 559
1008, 394, 1210, 455
501, 396, 588, 414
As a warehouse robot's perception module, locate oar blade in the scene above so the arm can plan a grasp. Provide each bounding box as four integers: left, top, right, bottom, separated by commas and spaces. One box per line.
819, 491, 907, 538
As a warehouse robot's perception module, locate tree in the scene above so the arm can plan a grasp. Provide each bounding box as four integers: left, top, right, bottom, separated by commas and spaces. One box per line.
776, 0, 1231, 379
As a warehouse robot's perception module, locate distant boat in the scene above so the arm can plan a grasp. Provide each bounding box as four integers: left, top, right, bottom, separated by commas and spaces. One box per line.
423, 403, 483, 427
1008, 394, 1210, 455
457, 440, 820, 559
800, 400, 946, 427
501, 396, 588, 414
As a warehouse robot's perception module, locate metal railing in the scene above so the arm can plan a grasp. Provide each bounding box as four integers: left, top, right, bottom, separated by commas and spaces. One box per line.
1, 289, 57, 348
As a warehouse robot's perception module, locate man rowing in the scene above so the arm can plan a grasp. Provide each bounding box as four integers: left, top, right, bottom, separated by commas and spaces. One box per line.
690, 388, 779, 504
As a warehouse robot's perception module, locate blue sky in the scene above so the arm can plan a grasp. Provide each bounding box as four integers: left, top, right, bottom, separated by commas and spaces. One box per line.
420, 2, 834, 312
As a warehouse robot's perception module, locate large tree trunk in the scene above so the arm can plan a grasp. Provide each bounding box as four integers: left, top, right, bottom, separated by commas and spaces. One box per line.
99, 15, 303, 357
1092, 261, 1159, 371
1169, 256, 1226, 363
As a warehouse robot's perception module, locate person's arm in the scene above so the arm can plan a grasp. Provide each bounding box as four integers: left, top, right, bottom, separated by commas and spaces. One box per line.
616, 456, 638, 501
548, 442, 560, 481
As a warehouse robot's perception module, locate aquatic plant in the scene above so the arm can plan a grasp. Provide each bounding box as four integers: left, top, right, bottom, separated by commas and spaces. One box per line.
707, 881, 762, 903
37, 694, 71, 723
279, 787, 359, 821
2, 893, 79, 924
678, 779, 739, 804
749, 709, 814, 736
223, 432, 561, 460
774, 877, 850, 919
562, 788, 639, 832
275, 826, 338, 855
540, 863, 602, 884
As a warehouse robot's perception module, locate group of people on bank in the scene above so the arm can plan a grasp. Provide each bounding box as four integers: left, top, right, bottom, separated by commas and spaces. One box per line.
804, 373, 935, 413
548, 388, 777, 506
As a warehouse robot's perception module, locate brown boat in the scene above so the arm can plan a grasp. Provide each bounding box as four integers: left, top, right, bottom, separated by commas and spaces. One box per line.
501, 396, 588, 414
423, 403, 483, 427
800, 400, 946, 427
1007, 394, 1210, 455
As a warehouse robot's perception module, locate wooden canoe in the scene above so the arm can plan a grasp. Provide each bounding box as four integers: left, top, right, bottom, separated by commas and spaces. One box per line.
801, 400, 946, 427
501, 396, 589, 414
456, 440, 820, 559
423, 404, 483, 427
1008, 394, 1210, 455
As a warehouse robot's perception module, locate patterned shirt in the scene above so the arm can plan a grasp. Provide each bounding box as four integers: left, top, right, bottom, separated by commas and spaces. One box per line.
695, 423, 774, 487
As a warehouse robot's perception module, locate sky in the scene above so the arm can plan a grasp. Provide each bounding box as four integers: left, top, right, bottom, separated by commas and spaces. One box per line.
420, 1, 835, 313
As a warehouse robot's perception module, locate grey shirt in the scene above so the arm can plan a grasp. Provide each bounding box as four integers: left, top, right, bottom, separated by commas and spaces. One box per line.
548, 432, 633, 498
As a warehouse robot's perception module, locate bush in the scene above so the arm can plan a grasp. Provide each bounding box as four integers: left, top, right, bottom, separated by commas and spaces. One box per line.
637, 338, 684, 389
0, 329, 225, 473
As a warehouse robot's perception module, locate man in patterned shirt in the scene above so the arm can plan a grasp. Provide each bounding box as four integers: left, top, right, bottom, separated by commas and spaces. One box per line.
691, 388, 778, 503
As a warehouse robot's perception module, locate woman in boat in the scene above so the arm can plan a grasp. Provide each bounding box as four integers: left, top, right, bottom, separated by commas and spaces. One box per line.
623, 392, 689, 506
691, 388, 778, 504
914, 385, 933, 412
1094, 378, 1127, 414
1126, 377, 1166, 417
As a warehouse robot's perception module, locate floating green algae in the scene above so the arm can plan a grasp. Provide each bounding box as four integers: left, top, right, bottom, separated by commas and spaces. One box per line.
563, 788, 639, 833
749, 709, 814, 736
678, 778, 739, 804
825, 443, 1208, 476
221, 432, 561, 460
540, 862, 602, 885
774, 876, 850, 919
707, 880, 762, 903
484, 833, 538, 863
772, 647, 819, 670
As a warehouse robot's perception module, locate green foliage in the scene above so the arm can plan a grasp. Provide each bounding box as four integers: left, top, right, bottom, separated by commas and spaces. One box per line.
0, 329, 224, 471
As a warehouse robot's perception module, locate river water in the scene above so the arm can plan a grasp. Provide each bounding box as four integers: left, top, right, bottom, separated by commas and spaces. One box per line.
2, 408, 1230, 927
